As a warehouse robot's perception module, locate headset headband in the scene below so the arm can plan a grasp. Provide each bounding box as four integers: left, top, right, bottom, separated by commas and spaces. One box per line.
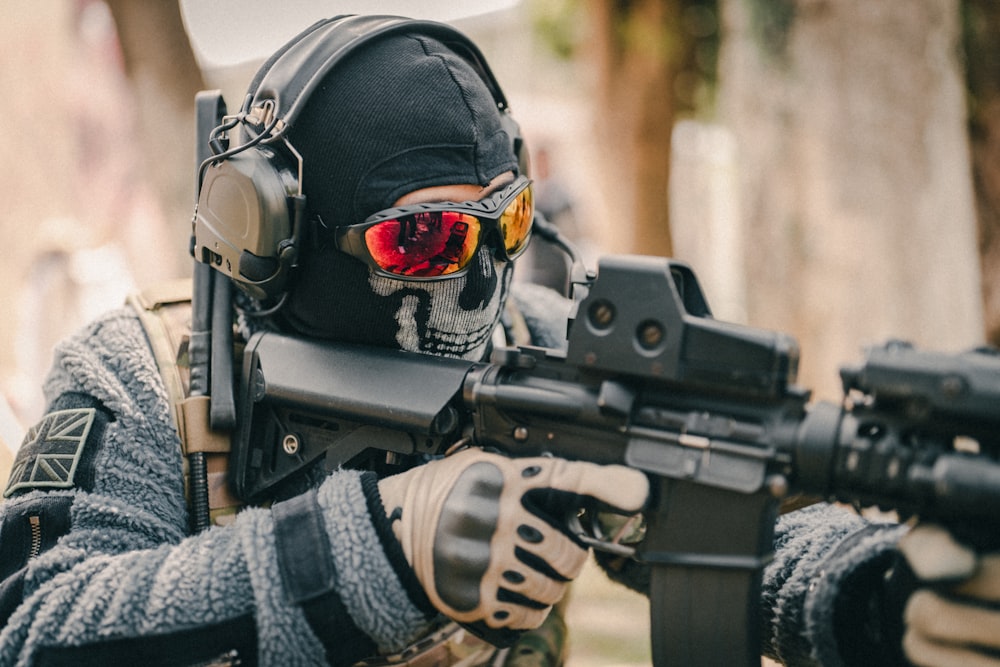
243, 14, 510, 135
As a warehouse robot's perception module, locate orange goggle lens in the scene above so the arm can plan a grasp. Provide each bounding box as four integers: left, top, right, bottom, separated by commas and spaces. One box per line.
338, 178, 533, 280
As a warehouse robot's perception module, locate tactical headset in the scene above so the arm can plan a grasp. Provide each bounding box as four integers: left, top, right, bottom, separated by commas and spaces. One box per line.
192, 14, 529, 303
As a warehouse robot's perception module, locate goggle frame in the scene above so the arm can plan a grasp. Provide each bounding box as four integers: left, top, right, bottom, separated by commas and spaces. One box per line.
334, 175, 534, 281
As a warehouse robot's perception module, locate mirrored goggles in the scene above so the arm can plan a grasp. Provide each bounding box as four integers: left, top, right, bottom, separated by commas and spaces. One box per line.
334, 176, 533, 280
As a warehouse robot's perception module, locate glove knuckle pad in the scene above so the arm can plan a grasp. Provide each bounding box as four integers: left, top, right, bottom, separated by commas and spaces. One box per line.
433, 461, 503, 613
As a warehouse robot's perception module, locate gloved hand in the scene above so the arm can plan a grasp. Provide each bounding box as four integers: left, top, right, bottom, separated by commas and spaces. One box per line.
898, 523, 1000, 667
377, 448, 649, 634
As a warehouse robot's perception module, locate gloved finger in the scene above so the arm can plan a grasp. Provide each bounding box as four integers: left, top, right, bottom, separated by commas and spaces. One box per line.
491, 599, 551, 631
905, 589, 1000, 651
904, 627, 1000, 667
522, 457, 648, 514
497, 515, 589, 592
955, 554, 1000, 602
492, 559, 568, 608
506, 518, 590, 583
899, 524, 977, 582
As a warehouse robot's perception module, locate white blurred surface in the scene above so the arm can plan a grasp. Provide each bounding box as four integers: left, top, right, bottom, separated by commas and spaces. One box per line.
179, 0, 521, 69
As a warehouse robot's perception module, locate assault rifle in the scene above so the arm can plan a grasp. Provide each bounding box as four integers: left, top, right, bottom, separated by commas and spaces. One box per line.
228, 254, 1000, 666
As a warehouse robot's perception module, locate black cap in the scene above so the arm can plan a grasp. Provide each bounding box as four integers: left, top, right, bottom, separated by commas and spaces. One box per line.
288, 31, 518, 230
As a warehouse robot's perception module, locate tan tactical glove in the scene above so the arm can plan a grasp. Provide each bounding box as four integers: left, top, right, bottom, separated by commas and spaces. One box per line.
899, 524, 1000, 667
377, 448, 649, 634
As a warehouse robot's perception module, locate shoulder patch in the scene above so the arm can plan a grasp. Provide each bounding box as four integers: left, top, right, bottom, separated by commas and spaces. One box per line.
4, 394, 111, 497
4, 409, 94, 497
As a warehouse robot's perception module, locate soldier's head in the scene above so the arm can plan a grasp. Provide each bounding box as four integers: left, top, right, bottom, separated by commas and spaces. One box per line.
194, 16, 532, 361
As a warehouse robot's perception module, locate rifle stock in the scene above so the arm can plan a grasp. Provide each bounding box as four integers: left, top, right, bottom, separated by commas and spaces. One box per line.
230, 254, 1000, 665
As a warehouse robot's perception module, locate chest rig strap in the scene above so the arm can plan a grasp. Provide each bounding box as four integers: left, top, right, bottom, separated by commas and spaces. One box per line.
127, 280, 242, 526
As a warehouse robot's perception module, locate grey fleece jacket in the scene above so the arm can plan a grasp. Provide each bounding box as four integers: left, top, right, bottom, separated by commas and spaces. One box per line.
0, 305, 435, 666
0, 281, 909, 666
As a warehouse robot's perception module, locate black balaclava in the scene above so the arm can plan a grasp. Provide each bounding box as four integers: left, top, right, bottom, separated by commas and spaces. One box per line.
277, 31, 520, 361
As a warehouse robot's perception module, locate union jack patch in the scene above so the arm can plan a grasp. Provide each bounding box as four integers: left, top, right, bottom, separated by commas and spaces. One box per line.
4, 408, 95, 497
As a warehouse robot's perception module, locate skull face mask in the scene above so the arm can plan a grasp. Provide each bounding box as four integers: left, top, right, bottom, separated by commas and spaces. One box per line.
369, 246, 513, 359
279, 241, 512, 361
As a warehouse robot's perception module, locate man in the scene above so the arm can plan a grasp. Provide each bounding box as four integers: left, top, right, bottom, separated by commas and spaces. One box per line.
1, 13, 997, 667
0, 16, 646, 667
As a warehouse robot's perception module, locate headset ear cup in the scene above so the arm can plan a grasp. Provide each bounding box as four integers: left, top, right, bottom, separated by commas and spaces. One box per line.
194, 148, 296, 301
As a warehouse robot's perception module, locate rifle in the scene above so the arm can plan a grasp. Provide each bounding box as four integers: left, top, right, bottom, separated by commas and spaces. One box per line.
227, 254, 1000, 666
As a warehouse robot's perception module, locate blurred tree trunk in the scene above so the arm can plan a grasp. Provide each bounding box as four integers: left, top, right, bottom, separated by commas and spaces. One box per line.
965, 0, 1000, 346
718, 0, 983, 399
104, 0, 206, 279
586, 0, 689, 257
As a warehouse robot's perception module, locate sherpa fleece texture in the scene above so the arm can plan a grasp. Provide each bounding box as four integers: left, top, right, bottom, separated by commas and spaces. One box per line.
0, 306, 434, 666
761, 503, 908, 666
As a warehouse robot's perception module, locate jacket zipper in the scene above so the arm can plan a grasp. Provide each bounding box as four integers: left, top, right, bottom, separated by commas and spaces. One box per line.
28, 515, 41, 560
